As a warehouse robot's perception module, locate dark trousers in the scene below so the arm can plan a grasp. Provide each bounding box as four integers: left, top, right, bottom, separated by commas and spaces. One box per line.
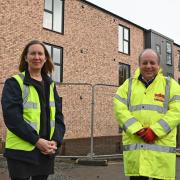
130, 176, 160, 180
11, 175, 48, 180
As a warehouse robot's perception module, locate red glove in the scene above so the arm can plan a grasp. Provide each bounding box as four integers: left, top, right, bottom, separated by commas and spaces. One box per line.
136, 128, 156, 143
136, 128, 147, 137
142, 128, 156, 143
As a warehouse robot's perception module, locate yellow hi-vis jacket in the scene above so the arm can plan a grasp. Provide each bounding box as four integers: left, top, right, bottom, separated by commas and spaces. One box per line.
5, 72, 56, 151
114, 69, 180, 180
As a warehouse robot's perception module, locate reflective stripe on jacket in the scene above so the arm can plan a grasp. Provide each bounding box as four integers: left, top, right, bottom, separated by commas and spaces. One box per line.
113, 69, 180, 180
6, 72, 56, 151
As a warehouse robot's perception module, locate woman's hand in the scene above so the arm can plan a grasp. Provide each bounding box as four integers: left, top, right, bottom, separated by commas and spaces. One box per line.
35, 138, 57, 155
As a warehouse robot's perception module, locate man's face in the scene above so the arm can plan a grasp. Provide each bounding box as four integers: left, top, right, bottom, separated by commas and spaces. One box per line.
139, 50, 160, 81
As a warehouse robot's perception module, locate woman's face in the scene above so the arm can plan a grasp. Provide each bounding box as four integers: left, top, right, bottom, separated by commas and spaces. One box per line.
26, 44, 46, 72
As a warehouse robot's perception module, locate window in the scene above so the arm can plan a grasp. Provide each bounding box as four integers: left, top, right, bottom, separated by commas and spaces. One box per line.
118, 25, 130, 54
43, 0, 64, 33
118, 63, 130, 132
119, 63, 130, 85
178, 51, 180, 71
45, 43, 63, 82
166, 42, 172, 65
156, 44, 161, 55
167, 72, 173, 77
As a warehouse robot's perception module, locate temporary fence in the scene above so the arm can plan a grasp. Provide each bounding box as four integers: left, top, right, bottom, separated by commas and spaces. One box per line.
56, 82, 121, 158
0, 82, 180, 158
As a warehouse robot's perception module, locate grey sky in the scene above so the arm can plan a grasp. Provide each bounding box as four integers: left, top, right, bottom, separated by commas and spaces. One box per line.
87, 0, 180, 45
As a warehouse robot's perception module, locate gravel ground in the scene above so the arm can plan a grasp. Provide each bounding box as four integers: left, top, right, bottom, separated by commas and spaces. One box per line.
0, 156, 180, 180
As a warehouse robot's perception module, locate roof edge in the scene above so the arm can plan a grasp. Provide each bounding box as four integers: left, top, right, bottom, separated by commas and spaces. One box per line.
174, 42, 180, 48
80, 0, 180, 47
146, 29, 174, 42
80, 0, 145, 31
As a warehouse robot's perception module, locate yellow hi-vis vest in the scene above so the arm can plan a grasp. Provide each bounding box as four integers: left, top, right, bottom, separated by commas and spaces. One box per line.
5, 72, 56, 151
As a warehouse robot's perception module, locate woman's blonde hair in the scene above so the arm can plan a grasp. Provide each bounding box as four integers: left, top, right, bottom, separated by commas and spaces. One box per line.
19, 40, 54, 74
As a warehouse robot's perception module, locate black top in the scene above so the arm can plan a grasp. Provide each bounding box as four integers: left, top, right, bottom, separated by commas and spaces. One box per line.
1, 70, 65, 164
138, 74, 156, 88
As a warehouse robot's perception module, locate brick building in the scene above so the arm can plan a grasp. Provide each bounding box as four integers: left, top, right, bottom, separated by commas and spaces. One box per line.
0, 0, 180, 155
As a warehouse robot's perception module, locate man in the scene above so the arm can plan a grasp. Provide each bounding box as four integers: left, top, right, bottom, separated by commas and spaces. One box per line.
113, 49, 180, 180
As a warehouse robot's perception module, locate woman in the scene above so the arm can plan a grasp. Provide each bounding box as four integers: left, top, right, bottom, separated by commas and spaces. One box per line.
1, 40, 65, 180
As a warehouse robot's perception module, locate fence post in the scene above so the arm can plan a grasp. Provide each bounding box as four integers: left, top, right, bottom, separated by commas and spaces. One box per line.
89, 84, 118, 159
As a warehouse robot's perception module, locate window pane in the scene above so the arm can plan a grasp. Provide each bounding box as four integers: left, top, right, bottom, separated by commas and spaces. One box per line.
124, 41, 129, 54
118, 26, 123, 52
156, 45, 161, 54
45, 44, 51, 56
166, 54, 172, 65
52, 65, 60, 82
119, 64, 124, 85
43, 12, 52, 29
119, 65, 123, 76
166, 42, 172, 53
124, 28, 129, 40
53, 0, 63, 32
45, 0, 52, 11
167, 72, 173, 77
53, 47, 61, 64
125, 66, 130, 79
119, 64, 130, 85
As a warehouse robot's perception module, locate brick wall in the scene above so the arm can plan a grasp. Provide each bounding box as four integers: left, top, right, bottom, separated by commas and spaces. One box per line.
61, 135, 122, 156
0, 0, 146, 155
54, 0, 144, 140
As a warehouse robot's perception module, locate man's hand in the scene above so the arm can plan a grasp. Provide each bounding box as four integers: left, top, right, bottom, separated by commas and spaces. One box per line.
136, 128, 156, 143
142, 128, 156, 143
136, 128, 147, 137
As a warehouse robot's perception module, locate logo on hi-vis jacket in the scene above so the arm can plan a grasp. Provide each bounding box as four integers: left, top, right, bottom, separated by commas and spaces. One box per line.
154, 93, 165, 102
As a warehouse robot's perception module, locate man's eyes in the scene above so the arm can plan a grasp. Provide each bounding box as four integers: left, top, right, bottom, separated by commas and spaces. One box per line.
142, 62, 155, 65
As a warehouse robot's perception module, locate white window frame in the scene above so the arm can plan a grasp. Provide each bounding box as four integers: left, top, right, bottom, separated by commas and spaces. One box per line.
118, 25, 130, 54
45, 43, 63, 82
166, 42, 172, 65
43, 0, 64, 33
